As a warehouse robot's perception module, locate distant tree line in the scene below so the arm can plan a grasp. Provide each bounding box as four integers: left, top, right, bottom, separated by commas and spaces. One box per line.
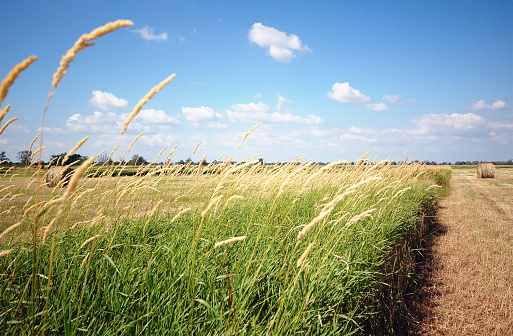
1, 150, 512, 167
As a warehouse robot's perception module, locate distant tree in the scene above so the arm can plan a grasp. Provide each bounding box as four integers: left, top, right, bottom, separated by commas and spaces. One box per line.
0, 151, 9, 163
17, 150, 32, 165
176, 159, 185, 165
96, 152, 114, 165
49, 152, 88, 166
127, 154, 148, 165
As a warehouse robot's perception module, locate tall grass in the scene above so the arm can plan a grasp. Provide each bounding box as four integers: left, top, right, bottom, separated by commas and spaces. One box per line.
0, 22, 448, 335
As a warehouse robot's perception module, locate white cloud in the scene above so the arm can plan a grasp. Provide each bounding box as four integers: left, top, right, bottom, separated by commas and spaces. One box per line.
248, 23, 311, 62
471, 99, 509, 111
412, 113, 487, 136
226, 101, 323, 124
89, 91, 129, 111
133, 26, 168, 41
309, 127, 330, 137
365, 102, 389, 111
66, 109, 179, 134
208, 122, 228, 129
182, 106, 221, 122
327, 82, 371, 104
38, 127, 67, 135
277, 95, 292, 111
382, 94, 400, 104
179, 35, 186, 43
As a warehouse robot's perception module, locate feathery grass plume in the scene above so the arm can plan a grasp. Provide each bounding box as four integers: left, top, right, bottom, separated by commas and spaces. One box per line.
345, 209, 376, 228
297, 208, 332, 242
0, 55, 38, 105
0, 104, 10, 125
151, 145, 168, 164
192, 140, 204, 155
170, 208, 191, 223
120, 73, 176, 135
164, 145, 178, 164
61, 156, 95, 202
63, 136, 89, 164
225, 195, 244, 206
214, 236, 247, 248
297, 243, 315, 267
30, 147, 46, 162
0, 222, 21, 241
79, 235, 101, 249
28, 132, 41, 154
42, 218, 58, 243
201, 195, 224, 218
0, 250, 13, 258
120, 132, 144, 160
0, 117, 19, 135
238, 122, 262, 149
148, 200, 163, 218
52, 20, 133, 91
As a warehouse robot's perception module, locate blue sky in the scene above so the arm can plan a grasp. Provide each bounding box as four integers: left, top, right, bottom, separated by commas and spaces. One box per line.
1, 0, 512, 163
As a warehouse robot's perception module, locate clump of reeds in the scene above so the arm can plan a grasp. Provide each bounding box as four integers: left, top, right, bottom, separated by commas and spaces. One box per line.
477, 163, 495, 178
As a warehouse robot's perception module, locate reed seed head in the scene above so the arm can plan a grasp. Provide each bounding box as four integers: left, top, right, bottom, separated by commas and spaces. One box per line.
0, 55, 38, 105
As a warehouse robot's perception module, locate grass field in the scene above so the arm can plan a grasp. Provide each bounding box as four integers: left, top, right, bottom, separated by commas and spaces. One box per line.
0, 159, 449, 335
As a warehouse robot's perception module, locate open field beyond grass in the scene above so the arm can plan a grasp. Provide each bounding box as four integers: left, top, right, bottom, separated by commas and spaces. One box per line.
414, 167, 513, 335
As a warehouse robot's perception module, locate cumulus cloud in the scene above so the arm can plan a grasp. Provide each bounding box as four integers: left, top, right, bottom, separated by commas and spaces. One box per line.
89, 91, 128, 111
471, 99, 509, 111
309, 127, 330, 137
66, 109, 180, 133
327, 82, 371, 104
412, 113, 487, 136
226, 101, 323, 124
365, 102, 389, 111
248, 23, 311, 62
182, 106, 222, 122
133, 26, 168, 41
277, 95, 292, 111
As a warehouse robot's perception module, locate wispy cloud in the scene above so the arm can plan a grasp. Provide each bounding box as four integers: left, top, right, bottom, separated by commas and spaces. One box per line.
182, 106, 222, 123
365, 103, 389, 111
133, 26, 168, 41
226, 101, 323, 124
471, 99, 509, 111
248, 23, 311, 62
382, 94, 400, 104
89, 91, 128, 111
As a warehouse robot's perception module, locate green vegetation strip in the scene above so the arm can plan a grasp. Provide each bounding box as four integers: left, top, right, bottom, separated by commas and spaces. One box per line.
0, 164, 448, 335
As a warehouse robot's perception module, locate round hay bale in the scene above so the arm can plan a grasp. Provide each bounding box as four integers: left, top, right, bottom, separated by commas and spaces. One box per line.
45, 166, 74, 188
476, 163, 495, 178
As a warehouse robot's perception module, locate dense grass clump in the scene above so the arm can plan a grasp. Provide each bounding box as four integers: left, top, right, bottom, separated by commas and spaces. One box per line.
1, 159, 445, 335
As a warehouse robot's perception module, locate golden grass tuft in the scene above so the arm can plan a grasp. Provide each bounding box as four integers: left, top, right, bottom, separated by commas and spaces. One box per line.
120, 74, 176, 135
0, 55, 38, 105
0, 117, 19, 135
214, 236, 247, 248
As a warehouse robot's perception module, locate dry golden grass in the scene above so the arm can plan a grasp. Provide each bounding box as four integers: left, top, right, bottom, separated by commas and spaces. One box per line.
415, 168, 513, 335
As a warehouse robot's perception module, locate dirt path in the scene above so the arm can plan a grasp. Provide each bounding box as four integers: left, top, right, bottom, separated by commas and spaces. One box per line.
415, 168, 513, 335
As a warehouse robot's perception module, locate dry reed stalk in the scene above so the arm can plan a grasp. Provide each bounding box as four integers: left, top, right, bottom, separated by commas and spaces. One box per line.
120, 74, 176, 135
30, 147, 46, 162
63, 136, 89, 163
201, 195, 224, 218
0, 250, 13, 258
225, 195, 244, 206
237, 121, 262, 153
0, 222, 21, 240
42, 218, 58, 243
170, 208, 191, 223
51, 20, 133, 91
164, 145, 178, 164
477, 163, 495, 178
0, 55, 38, 105
297, 207, 333, 242
345, 209, 376, 228
214, 236, 247, 248
79, 234, 101, 249
0, 105, 10, 125
28, 133, 41, 154
0, 117, 19, 135
297, 243, 315, 267
120, 132, 144, 160
192, 140, 204, 155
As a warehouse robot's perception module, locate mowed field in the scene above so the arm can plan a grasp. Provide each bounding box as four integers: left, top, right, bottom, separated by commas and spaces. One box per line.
415, 167, 513, 335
